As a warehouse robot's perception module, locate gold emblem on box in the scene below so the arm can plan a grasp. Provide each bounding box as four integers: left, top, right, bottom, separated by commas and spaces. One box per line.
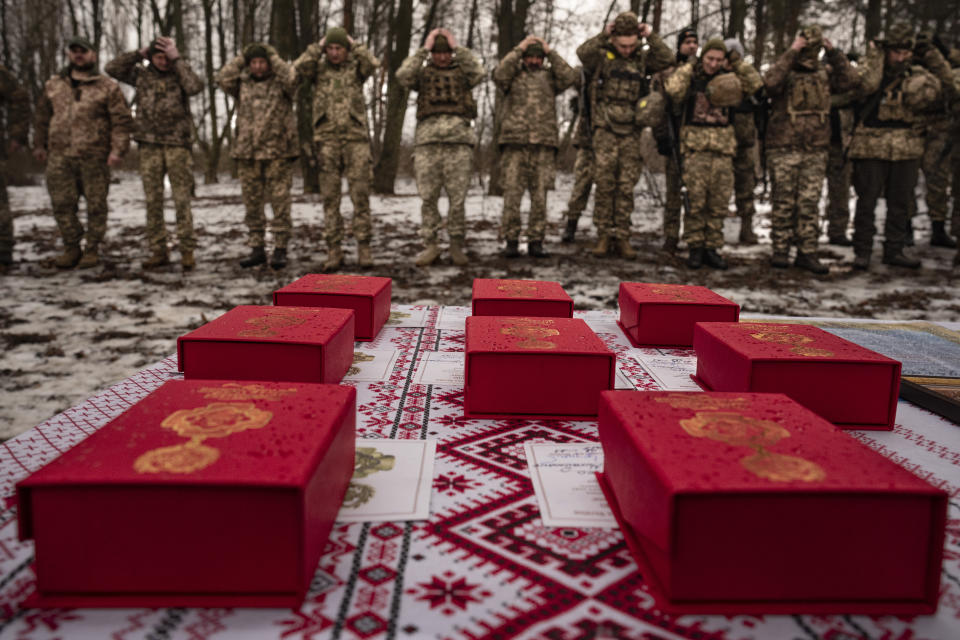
134, 402, 273, 474
238, 308, 311, 337
747, 326, 835, 358
500, 318, 560, 350
680, 411, 826, 483
649, 284, 696, 301
496, 281, 540, 298
198, 383, 297, 401
308, 274, 355, 291
655, 394, 750, 411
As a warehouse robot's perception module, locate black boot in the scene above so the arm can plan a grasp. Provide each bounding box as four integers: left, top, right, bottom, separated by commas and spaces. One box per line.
852, 253, 871, 270
882, 249, 921, 269
270, 247, 287, 269
931, 221, 958, 248
703, 248, 728, 270
904, 217, 915, 246
561, 218, 578, 244
770, 250, 790, 268
239, 246, 267, 268
828, 234, 853, 246
795, 251, 829, 274
528, 241, 550, 258
687, 247, 704, 269
503, 240, 521, 258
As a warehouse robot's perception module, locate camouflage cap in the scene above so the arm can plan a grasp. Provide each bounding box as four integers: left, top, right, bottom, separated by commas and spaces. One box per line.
523, 42, 545, 58
147, 39, 163, 59
883, 23, 914, 50
701, 37, 727, 56
431, 34, 452, 53
324, 27, 351, 49
243, 43, 269, 62
612, 11, 640, 36
66, 36, 95, 52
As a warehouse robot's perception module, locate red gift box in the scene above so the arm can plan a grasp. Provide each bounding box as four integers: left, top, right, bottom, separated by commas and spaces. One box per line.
273, 274, 391, 341
464, 316, 614, 419
471, 278, 573, 318
177, 305, 354, 383
16, 379, 357, 608
598, 390, 946, 614
617, 282, 739, 347
693, 322, 901, 429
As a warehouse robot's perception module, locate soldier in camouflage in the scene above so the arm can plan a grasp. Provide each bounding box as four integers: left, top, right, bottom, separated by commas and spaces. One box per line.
763, 25, 858, 274
848, 23, 958, 270
560, 69, 594, 244
219, 43, 299, 270
665, 38, 745, 269
825, 74, 856, 245
0, 64, 29, 269
294, 27, 379, 272
725, 38, 764, 245
577, 12, 674, 258
33, 37, 133, 269
397, 28, 484, 267
494, 35, 577, 258
106, 36, 204, 270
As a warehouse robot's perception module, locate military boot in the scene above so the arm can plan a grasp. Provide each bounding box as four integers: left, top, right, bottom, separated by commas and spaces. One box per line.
852, 253, 871, 270
448, 238, 469, 266
322, 245, 343, 272
592, 236, 610, 257
181, 250, 195, 271
358, 243, 373, 268
828, 234, 853, 246
77, 247, 100, 269
687, 247, 704, 269
561, 218, 578, 244
270, 248, 287, 270
503, 240, 521, 258
143, 248, 170, 269
662, 236, 678, 253
528, 241, 550, 258
0, 249, 11, 267
795, 251, 829, 274
904, 217, 915, 246
615, 237, 637, 259
882, 248, 921, 269
239, 246, 266, 268
415, 243, 442, 267
739, 216, 758, 244
703, 248, 728, 270
770, 250, 790, 268
55, 245, 82, 269
931, 221, 958, 248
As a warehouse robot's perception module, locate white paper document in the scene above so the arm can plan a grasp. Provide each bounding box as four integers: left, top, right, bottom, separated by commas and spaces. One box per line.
524, 442, 617, 529
436, 306, 471, 331
411, 351, 465, 386
386, 306, 429, 328
337, 439, 437, 523
634, 354, 700, 391
578, 309, 622, 335
342, 349, 401, 382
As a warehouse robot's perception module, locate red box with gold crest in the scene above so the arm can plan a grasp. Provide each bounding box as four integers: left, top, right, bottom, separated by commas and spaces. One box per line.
16, 379, 357, 608
273, 274, 391, 341
471, 278, 574, 318
177, 305, 354, 383
598, 390, 946, 614
617, 282, 739, 347
464, 316, 614, 419
693, 322, 900, 429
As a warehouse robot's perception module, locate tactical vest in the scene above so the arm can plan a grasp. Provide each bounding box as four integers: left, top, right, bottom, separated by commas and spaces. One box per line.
861, 73, 911, 129
685, 73, 729, 127
595, 53, 650, 132
417, 64, 477, 121
785, 68, 830, 124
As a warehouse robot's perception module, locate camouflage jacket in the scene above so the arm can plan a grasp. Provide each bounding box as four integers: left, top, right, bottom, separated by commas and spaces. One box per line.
397, 47, 485, 146
570, 67, 592, 148
218, 53, 299, 160
293, 43, 379, 142
493, 48, 577, 148
0, 64, 30, 161
763, 48, 857, 151
577, 32, 674, 136
665, 62, 741, 157
105, 51, 203, 147
35, 68, 133, 160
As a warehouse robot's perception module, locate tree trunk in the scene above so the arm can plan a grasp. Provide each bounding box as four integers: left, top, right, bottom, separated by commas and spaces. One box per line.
373, 0, 413, 194
865, 0, 882, 42
652, 0, 663, 33
202, 0, 221, 183
297, 0, 320, 192
753, 0, 766, 67
489, 0, 532, 195
726, 0, 746, 40
343, 0, 354, 34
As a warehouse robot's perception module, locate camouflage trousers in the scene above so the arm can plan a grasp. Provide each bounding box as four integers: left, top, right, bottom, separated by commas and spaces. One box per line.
565, 146, 594, 222
825, 140, 852, 238
318, 138, 372, 247
237, 157, 294, 249
413, 143, 472, 242
912, 118, 951, 223
140, 143, 195, 253
0, 160, 10, 256
501, 144, 555, 242
663, 156, 682, 241
733, 144, 756, 220
768, 149, 828, 254
593, 128, 643, 239
682, 151, 733, 249
45, 153, 110, 250
852, 158, 919, 256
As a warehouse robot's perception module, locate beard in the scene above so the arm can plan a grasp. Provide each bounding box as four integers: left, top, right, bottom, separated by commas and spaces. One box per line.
71, 61, 96, 72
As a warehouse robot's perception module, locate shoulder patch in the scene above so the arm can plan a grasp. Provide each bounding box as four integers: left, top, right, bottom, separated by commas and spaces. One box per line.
607, 51, 615, 60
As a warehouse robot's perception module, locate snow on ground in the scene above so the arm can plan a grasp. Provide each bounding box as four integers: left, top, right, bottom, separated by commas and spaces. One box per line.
1, 169, 958, 439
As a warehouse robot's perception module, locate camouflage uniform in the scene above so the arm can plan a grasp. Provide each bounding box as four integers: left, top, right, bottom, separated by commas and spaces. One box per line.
396, 45, 485, 246
651, 58, 688, 246
563, 71, 595, 232
493, 46, 577, 243
730, 60, 764, 243
106, 50, 203, 257
763, 42, 857, 261
0, 65, 29, 264
218, 52, 299, 250
911, 113, 951, 227
294, 41, 379, 250
825, 91, 855, 241
577, 23, 674, 247
34, 67, 133, 255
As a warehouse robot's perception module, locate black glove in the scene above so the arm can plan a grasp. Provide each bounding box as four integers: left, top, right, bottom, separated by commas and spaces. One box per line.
655, 135, 672, 157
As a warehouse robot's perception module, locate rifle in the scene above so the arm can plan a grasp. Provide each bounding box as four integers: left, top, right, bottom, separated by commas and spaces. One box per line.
664, 97, 691, 218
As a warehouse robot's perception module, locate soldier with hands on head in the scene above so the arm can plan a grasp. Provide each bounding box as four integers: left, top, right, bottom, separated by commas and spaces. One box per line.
34, 37, 133, 269
397, 27, 484, 267
106, 36, 203, 270
218, 43, 299, 270
664, 38, 745, 269
560, 68, 594, 244
294, 27, 379, 272
725, 38, 764, 245
0, 64, 29, 269
493, 34, 578, 258
763, 25, 857, 274
577, 11, 674, 258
